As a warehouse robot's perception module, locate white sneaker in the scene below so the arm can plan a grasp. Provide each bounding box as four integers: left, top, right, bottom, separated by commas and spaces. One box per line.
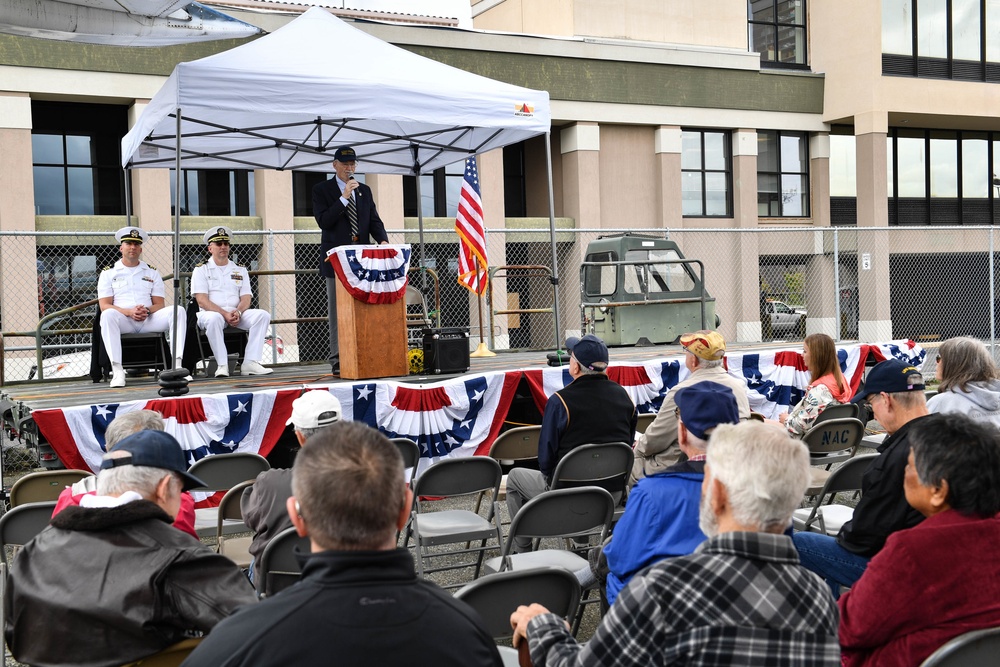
110, 367, 126, 388
215, 366, 230, 378
241, 360, 273, 376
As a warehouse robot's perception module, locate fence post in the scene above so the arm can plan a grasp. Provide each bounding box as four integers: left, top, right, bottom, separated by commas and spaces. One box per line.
833, 228, 841, 342
991, 227, 996, 356
267, 231, 278, 365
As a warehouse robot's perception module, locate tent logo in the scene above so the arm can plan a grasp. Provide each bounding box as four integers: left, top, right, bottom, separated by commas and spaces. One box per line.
514, 102, 534, 117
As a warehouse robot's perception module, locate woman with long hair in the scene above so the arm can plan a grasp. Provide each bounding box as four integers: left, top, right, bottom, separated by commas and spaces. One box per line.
927, 336, 1000, 428
779, 333, 853, 436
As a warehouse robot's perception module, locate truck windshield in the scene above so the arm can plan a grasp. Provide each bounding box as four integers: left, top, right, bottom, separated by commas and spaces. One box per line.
623, 249, 694, 295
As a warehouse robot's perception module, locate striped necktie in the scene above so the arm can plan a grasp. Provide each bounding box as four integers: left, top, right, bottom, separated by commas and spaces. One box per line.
347, 195, 359, 241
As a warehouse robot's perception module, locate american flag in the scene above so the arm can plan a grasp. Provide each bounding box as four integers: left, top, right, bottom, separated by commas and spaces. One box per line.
455, 156, 488, 294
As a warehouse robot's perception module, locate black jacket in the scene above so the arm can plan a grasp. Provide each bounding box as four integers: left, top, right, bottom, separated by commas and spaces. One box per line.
837, 414, 927, 557
5, 500, 257, 667
181, 547, 503, 667
312, 178, 388, 278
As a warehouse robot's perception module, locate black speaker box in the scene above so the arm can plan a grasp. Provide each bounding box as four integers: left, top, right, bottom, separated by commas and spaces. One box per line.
422, 328, 470, 374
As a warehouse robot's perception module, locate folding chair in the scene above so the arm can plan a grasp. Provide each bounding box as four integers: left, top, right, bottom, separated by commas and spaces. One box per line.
255, 525, 311, 598
920, 626, 1000, 667
390, 437, 421, 478
473, 425, 541, 517
482, 486, 614, 635
635, 413, 656, 434
215, 480, 254, 569
188, 452, 270, 537
9, 469, 93, 507
408, 456, 503, 587
0, 501, 58, 665
792, 453, 877, 534
186, 298, 248, 376
550, 442, 633, 526
801, 417, 866, 495
812, 402, 861, 425
120, 332, 171, 375
455, 567, 581, 666
120, 638, 203, 667
405, 285, 432, 345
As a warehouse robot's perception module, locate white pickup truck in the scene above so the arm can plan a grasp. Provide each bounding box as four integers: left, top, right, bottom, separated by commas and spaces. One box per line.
767, 300, 806, 337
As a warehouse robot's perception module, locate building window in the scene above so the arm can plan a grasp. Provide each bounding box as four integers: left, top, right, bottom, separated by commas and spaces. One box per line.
886, 128, 1000, 225
403, 159, 468, 218
169, 170, 255, 216
681, 130, 732, 217
882, 0, 1000, 81
748, 0, 808, 67
31, 102, 128, 215
757, 130, 810, 217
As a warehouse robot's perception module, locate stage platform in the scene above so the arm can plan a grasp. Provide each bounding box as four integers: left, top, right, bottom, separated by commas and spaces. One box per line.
0, 338, 922, 479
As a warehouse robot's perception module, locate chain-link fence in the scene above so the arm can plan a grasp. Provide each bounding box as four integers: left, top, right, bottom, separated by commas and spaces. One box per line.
5, 225, 1000, 383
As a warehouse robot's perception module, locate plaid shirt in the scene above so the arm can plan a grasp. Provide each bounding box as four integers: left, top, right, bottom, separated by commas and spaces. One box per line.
527, 532, 840, 667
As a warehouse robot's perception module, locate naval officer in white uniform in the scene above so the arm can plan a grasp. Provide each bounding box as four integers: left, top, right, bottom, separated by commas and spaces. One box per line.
190, 226, 273, 377
98, 226, 187, 388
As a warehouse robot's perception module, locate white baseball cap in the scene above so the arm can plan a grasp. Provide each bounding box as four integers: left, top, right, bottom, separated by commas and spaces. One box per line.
286, 390, 342, 429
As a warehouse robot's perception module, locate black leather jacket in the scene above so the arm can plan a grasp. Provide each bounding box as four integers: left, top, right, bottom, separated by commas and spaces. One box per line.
5, 500, 257, 667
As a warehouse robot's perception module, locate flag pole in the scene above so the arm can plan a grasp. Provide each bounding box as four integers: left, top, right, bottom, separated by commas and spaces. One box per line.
470, 254, 495, 358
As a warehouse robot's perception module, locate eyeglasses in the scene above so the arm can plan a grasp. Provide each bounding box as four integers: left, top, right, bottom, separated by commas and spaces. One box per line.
866, 393, 883, 407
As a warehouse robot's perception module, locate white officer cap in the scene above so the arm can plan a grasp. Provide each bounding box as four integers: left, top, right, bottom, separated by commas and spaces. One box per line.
204, 226, 233, 245
115, 227, 148, 244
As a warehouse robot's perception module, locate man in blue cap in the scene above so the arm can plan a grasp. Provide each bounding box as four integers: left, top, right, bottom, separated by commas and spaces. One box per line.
312, 146, 389, 375
506, 334, 637, 552
6, 431, 257, 666
598, 381, 740, 606
793, 358, 929, 596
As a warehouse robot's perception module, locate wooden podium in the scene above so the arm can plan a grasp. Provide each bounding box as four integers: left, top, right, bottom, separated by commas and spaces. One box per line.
336, 279, 408, 380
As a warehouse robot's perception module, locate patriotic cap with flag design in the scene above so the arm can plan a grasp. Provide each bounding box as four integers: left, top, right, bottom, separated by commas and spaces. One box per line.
680, 330, 727, 361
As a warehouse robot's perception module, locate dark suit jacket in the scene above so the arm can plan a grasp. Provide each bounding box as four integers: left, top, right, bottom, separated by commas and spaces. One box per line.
312, 178, 388, 278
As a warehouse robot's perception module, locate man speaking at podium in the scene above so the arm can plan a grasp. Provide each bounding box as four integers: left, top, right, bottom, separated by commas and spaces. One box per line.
313, 146, 389, 375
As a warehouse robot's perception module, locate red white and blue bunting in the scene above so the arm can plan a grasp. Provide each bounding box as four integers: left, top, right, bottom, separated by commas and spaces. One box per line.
327, 244, 411, 304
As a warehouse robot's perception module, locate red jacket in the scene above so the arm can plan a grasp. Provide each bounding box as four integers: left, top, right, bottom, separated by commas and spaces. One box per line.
53, 487, 198, 540
839, 510, 1000, 666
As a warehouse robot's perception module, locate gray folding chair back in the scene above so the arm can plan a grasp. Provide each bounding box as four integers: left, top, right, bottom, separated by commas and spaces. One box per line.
455, 567, 581, 640
489, 486, 615, 573
813, 402, 860, 425
488, 426, 541, 467
187, 452, 270, 491
802, 418, 865, 459
635, 413, 656, 434
0, 501, 56, 567
9, 470, 93, 507
793, 454, 877, 534
409, 456, 503, 585
550, 442, 634, 502
216, 480, 254, 568
920, 626, 1000, 667
255, 525, 311, 598
390, 437, 421, 473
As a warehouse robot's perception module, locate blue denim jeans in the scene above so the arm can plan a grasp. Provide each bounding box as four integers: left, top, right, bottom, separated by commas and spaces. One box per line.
792, 531, 869, 599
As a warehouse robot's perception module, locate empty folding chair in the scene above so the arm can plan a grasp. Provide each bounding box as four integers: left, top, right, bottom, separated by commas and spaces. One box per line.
9, 470, 93, 507
187, 452, 269, 537
793, 453, 877, 535
408, 456, 503, 587
255, 525, 311, 599
215, 480, 255, 569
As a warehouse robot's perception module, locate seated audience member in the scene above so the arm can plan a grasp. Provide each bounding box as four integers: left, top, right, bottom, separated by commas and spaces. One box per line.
839, 412, 1000, 666
52, 409, 197, 538
631, 329, 750, 486
927, 336, 1000, 427
777, 333, 853, 436
511, 421, 840, 667
793, 359, 928, 596
599, 381, 740, 606
181, 422, 503, 667
506, 334, 636, 552
242, 389, 342, 578
6, 431, 256, 667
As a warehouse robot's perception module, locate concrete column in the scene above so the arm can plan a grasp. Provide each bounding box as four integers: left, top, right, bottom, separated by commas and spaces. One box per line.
254, 169, 296, 350
366, 173, 403, 233
855, 112, 892, 342
810, 132, 831, 228
654, 126, 682, 229
0, 93, 43, 353
475, 149, 508, 349
732, 129, 764, 343
560, 122, 601, 229
805, 252, 839, 338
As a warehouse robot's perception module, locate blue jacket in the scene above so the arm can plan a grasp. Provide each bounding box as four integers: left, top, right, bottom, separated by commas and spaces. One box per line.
604, 460, 707, 606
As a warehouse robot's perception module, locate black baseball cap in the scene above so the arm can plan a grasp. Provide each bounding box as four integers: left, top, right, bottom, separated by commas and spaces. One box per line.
100, 430, 206, 491
333, 146, 357, 162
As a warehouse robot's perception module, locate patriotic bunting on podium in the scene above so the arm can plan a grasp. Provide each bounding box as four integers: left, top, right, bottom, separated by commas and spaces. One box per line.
327, 244, 412, 304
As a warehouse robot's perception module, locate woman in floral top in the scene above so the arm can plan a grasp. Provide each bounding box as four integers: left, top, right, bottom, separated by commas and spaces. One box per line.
779, 333, 853, 436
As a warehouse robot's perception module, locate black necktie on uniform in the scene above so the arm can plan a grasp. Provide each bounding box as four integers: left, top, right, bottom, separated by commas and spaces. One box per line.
347, 195, 359, 241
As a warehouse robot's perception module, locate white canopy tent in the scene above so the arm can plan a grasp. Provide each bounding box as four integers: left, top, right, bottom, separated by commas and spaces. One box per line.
121, 7, 562, 357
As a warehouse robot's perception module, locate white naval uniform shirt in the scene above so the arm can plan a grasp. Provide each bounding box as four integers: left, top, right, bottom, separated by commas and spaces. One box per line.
96, 260, 165, 308
190, 257, 252, 311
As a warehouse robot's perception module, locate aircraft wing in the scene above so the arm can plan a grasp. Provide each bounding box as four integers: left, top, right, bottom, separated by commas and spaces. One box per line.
0, 0, 263, 46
